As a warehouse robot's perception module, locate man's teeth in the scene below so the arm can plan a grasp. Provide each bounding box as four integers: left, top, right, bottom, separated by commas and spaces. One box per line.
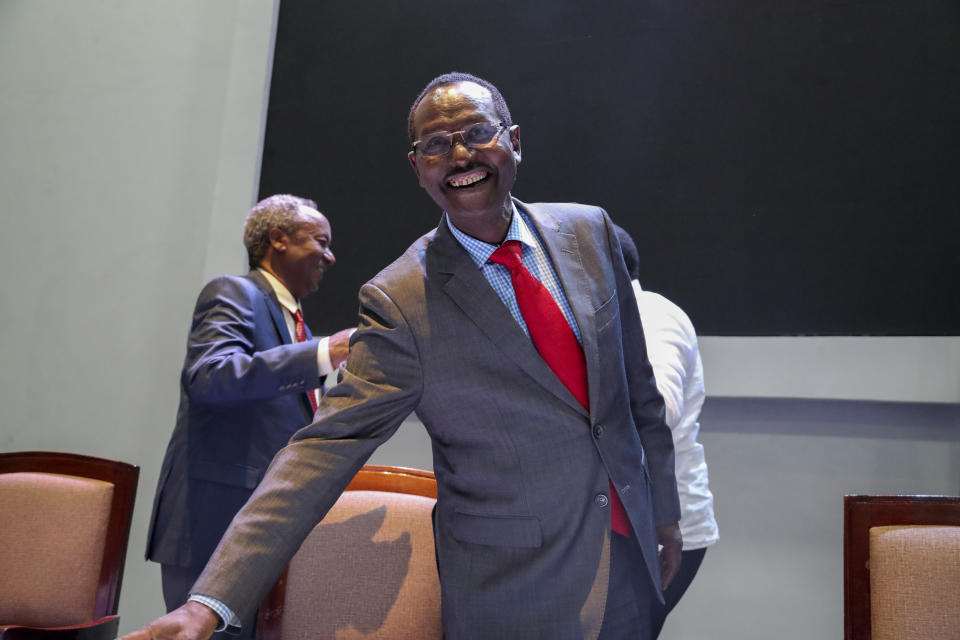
448, 171, 487, 188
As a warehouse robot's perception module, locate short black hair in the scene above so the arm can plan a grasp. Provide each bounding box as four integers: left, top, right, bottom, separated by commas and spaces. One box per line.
407, 72, 513, 143
613, 224, 641, 280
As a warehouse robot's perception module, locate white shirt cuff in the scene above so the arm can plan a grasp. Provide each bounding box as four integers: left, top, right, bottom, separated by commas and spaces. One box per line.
316, 336, 334, 376
316, 329, 357, 378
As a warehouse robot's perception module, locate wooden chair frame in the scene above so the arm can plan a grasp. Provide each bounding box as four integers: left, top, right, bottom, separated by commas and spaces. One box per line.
0, 616, 119, 640
0, 451, 139, 637
256, 465, 437, 640
843, 494, 960, 640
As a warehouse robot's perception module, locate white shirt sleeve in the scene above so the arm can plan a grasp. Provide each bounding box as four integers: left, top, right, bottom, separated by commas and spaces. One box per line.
633, 280, 718, 550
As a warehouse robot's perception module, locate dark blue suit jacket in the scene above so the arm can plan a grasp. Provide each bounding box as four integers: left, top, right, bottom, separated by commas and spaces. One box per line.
146, 270, 321, 569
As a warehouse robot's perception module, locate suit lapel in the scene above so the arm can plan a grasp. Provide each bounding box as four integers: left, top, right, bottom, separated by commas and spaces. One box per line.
246, 270, 315, 416
246, 270, 291, 345
429, 211, 589, 418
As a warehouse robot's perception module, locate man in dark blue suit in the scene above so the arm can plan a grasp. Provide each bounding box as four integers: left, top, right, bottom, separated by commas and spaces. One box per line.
145, 194, 353, 636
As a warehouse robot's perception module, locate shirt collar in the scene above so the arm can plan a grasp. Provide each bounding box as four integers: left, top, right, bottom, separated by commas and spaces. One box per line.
257, 268, 300, 315
445, 202, 538, 267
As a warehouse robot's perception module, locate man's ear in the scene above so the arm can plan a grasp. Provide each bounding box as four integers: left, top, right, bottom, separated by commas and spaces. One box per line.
268, 227, 288, 252
408, 150, 420, 177
509, 124, 521, 164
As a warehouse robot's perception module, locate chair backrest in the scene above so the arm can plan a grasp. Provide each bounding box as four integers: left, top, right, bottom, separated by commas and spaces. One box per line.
0, 451, 139, 628
843, 494, 960, 640
257, 465, 441, 640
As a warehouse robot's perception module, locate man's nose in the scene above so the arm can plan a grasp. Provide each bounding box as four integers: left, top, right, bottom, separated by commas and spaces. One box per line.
450, 134, 473, 163
324, 248, 335, 265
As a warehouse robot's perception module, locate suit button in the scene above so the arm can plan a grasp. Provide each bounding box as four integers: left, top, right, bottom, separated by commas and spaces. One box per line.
595, 493, 609, 508
593, 424, 604, 438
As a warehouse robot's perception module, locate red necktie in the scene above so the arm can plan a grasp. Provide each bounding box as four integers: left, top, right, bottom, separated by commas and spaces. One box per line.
293, 309, 318, 413
489, 240, 631, 536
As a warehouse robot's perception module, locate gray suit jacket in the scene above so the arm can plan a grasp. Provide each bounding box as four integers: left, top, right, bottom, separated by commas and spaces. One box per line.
194, 201, 680, 639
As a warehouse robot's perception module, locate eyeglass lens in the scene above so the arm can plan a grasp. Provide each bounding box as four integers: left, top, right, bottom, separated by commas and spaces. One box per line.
418, 122, 502, 157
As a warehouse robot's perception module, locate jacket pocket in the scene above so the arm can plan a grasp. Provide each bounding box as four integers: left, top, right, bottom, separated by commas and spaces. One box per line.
595, 292, 619, 331
451, 511, 543, 548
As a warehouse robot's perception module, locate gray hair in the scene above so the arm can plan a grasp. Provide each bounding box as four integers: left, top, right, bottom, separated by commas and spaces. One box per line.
243, 194, 318, 267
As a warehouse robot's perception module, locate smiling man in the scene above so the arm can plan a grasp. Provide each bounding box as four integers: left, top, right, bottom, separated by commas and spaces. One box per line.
126, 74, 680, 640
144, 194, 353, 638
406, 79, 520, 243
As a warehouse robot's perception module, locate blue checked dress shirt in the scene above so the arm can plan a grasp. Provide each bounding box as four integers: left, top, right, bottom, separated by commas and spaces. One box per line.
188, 593, 239, 632
446, 202, 583, 343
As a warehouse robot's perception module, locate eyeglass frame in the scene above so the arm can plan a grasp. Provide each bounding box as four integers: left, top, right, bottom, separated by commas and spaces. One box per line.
410, 121, 510, 158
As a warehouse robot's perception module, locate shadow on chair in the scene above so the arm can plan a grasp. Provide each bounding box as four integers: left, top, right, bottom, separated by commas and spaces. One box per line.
257, 465, 441, 640
843, 494, 960, 640
0, 451, 139, 640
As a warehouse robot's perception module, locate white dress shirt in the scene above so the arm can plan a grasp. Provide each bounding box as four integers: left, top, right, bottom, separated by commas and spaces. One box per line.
633, 280, 718, 550
258, 268, 338, 408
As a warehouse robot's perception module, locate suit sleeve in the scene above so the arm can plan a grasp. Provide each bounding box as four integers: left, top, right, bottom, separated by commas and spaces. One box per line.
191, 279, 423, 619
182, 276, 321, 406
603, 214, 682, 526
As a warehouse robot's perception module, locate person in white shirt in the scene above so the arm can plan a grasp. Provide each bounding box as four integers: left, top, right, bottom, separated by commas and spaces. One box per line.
614, 225, 719, 637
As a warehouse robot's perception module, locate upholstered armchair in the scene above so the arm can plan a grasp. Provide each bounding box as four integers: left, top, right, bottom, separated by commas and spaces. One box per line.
0, 451, 138, 639
257, 465, 441, 640
844, 494, 960, 640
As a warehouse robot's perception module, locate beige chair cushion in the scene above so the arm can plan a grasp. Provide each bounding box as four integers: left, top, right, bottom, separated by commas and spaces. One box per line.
869, 525, 960, 640
280, 490, 441, 640
0, 471, 113, 627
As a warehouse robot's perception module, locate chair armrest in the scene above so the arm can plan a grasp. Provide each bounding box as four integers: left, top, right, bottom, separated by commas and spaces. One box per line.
0, 615, 120, 640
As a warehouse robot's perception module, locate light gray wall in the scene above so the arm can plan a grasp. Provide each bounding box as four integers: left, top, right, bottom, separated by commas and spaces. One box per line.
657, 398, 959, 639
0, 0, 276, 633
1, 2, 957, 638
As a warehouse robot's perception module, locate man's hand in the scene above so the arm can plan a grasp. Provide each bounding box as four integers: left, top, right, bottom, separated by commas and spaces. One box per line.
118, 601, 219, 640
327, 328, 354, 369
656, 522, 683, 591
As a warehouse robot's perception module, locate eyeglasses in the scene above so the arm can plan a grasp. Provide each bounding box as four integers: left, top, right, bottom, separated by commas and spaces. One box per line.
411, 121, 507, 158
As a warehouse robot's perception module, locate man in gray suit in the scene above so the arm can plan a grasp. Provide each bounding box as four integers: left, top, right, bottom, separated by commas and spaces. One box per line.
125, 72, 681, 640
